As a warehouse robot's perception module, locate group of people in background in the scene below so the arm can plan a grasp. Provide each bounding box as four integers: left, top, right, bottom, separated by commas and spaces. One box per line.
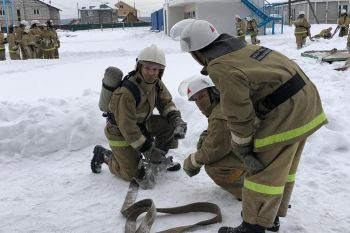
292, 9, 349, 50
0, 19, 59, 61
235, 14, 260, 45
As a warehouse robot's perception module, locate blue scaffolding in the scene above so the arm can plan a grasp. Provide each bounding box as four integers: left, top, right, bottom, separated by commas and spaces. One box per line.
1, 0, 15, 33
241, 0, 284, 35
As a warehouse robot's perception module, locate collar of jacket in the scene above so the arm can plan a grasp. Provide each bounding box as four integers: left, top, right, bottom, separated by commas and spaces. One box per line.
198, 33, 247, 62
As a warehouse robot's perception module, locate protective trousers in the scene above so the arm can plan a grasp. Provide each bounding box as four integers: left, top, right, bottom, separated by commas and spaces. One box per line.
242, 139, 306, 228
0, 49, 5, 60
105, 115, 178, 181
250, 32, 259, 45
295, 33, 306, 48
205, 154, 245, 199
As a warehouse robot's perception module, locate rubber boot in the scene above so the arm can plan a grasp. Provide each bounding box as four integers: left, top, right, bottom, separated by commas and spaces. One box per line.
90, 145, 111, 173
218, 221, 266, 233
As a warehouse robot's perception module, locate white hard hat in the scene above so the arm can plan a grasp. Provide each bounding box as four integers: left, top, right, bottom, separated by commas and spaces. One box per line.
170, 19, 196, 41
341, 9, 347, 14
178, 75, 215, 100
235, 14, 241, 19
245, 16, 252, 21
20, 20, 29, 26
24, 25, 30, 33
31, 20, 40, 26
299, 11, 305, 15
179, 20, 220, 52
137, 44, 166, 68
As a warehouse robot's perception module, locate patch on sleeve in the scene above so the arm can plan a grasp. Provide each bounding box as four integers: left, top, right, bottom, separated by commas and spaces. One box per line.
250, 47, 272, 61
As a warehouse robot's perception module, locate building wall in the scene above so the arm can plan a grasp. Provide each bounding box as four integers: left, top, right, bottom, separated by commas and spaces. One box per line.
277, 0, 349, 25
116, 1, 137, 17
164, 0, 264, 36
80, 10, 113, 24
0, 0, 60, 27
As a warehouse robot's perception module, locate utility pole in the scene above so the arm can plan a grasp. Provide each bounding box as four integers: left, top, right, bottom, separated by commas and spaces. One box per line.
77, 2, 79, 20
288, 0, 291, 25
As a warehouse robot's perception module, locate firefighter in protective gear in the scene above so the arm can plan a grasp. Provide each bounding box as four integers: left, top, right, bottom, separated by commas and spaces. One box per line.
21, 26, 36, 59
235, 15, 246, 41
47, 20, 59, 59
31, 20, 43, 59
311, 27, 333, 39
0, 28, 5, 60
179, 75, 245, 199
16, 20, 28, 59
173, 19, 327, 233
293, 11, 312, 49
40, 23, 56, 59
338, 9, 349, 37
97, 44, 187, 181
8, 25, 21, 60
245, 17, 260, 44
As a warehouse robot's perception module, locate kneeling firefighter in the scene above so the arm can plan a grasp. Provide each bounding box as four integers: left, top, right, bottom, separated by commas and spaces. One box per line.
91, 44, 187, 182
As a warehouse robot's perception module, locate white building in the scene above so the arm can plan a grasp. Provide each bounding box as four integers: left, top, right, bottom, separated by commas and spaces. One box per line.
163, 0, 265, 36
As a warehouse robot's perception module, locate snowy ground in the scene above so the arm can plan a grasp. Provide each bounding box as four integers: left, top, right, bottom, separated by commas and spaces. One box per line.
1, 24, 350, 233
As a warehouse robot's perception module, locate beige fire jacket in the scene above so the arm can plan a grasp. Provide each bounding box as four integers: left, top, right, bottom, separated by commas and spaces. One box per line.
109, 72, 178, 150
205, 36, 327, 152
194, 102, 236, 164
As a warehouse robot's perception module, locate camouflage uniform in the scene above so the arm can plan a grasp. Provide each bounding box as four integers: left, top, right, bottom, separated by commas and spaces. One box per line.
293, 15, 311, 49
195, 101, 245, 199
246, 19, 260, 45
0, 32, 5, 60
198, 34, 327, 228
235, 18, 246, 41
105, 72, 180, 181
338, 14, 350, 37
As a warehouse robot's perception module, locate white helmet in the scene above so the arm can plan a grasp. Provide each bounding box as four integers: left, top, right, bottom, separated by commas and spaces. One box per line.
341, 9, 347, 14
179, 20, 220, 52
20, 20, 29, 26
178, 75, 215, 100
299, 11, 305, 15
137, 44, 166, 68
245, 16, 252, 21
24, 25, 30, 33
31, 20, 40, 26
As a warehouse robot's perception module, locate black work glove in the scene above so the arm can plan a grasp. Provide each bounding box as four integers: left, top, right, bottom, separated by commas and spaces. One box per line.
142, 143, 166, 164
183, 154, 202, 177
173, 117, 187, 139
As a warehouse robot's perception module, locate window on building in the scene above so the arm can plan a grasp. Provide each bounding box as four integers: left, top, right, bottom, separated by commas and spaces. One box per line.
120, 5, 123, 8
34, 9, 40, 15
88, 10, 93, 16
193, 11, 195, 18
17, 9, 20, 16
0, 9, 5, 15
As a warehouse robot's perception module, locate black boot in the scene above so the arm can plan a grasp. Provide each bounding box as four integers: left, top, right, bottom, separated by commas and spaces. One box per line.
218, 221, 266, 233
267, 217, 280, 232
91, 145, 111, 173
165, 156, 181, 171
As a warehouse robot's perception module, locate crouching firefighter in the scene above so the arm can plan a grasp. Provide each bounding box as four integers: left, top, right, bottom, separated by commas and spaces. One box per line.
91, 44, 187, 185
